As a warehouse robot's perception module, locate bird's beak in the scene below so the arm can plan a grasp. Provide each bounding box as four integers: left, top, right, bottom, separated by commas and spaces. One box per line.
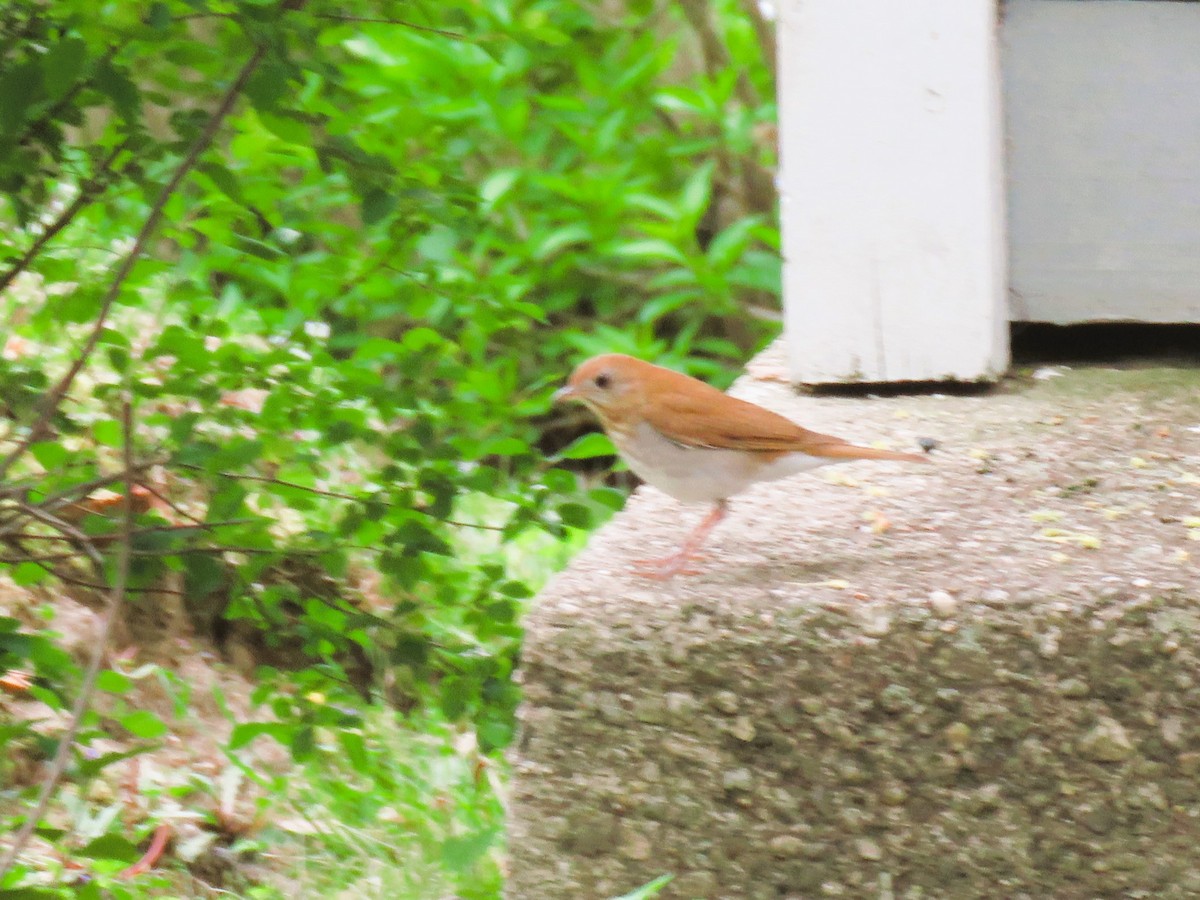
552, 385, 578, 404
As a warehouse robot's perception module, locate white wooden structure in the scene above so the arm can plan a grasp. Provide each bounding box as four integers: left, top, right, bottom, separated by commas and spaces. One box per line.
778, 0, 1200, 384
1003, 1, 1200, 325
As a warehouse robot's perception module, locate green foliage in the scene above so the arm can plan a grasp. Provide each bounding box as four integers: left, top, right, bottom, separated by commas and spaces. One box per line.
0, 0, 777, 892
615, 874, 675, 899
254, 710, 507, 899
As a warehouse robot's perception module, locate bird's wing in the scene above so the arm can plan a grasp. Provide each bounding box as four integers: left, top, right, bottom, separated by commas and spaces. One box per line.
647, 386, 928, 462
646, 388, 842, 453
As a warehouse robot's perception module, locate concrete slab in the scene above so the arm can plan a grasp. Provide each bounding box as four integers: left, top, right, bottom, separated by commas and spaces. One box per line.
508, 342, 1200, 898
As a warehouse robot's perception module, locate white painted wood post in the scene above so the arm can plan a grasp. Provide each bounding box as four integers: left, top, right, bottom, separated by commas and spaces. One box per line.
777, 0, 1009, 384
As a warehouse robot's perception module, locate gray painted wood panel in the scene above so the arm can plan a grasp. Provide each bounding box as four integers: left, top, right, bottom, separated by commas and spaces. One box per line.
1003, 0, 1200, 323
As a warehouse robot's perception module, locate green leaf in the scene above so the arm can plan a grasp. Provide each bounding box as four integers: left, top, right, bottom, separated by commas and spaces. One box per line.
439, 676, 468, 720
361, 187, 396, 225
184, 555, 225, 598
229, 722, 292, 750
11, 562, 48, 587
41, 38, 87, 101
532, 223, 591, 260
77, 745, 156, 778
729, 250, 782, 293
338, 730, 369, 772
614, 874, 674, 899
119, 710, 168, 739
78, 834, 140, 863
197, 161, 246, 205
96, 670, 132, 693
258, 112, 309, 145
477, 716, 513, 752
556, 432, 615, 460
93, 420, 123, 448
679, 160, 714, 223
29, 442, 68, 470
0, 61, 40, 132
557, 502, 591, 529
206, 483, 247, 522
706, 215, 762, 270
245, 63, 292, 112
147, 2, 172, 30
401, 327, 443, 352
480, 169, 519, 209
609, 239, 685, 264
291, 725, 315, 760
93, 59, 139, 121
441, 828, 497, 873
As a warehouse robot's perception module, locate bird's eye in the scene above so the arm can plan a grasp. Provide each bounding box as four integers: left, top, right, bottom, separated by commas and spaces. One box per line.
594, 373, 611, 390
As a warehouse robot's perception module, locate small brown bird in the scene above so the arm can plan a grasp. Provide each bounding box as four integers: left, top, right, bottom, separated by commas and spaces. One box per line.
554, 354, 930, 577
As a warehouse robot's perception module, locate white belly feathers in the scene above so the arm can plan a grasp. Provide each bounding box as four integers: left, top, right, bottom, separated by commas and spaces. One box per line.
620, 420, 837, 504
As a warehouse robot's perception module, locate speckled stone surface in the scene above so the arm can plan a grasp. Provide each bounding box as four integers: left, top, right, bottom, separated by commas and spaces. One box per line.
508, 344, 1200, 899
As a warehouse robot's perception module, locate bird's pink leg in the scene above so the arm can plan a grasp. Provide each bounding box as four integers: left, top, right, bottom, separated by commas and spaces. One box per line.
634, 500, 729, 579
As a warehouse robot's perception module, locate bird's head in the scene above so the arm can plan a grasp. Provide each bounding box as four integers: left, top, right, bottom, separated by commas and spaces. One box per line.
553, 353, 643, 421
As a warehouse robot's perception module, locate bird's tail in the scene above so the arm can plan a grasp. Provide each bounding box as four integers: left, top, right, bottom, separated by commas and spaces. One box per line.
813, 443, 932, 464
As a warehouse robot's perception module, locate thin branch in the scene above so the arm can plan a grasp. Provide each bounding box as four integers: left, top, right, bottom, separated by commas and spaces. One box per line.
0, 519, 258, 543
173, 463, 363, 503
0, 460, 161, 513
1, 544, 334, 564
676, 0, 760, 109
0, 396, 134, 879
0, 460, 162, 547
313, 14, 466, 39
8, 45, 122, 154
736, 0, 777, 84
172, 462, 506, 532
11, 501, 105, 578
24, 562, 185, 597
133, 478, 206, 527
37, 460, 166, 511
0, 140, 132, 295
0, 39, 273, 483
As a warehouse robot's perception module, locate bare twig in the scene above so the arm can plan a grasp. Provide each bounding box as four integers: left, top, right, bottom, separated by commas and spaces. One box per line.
37, 460, 165, 511
0, 396, 134, 879
0, 460, 161, 514
0, 544, 337, 564
22, 562, 185, 597
171, 462, 507, 532
173, 462, 364, 502
676, 0, 760, 109
314, 14, 466, 39
736, 0, 777, 83
133, 478, 207, 527
0, 40, 273, 483
0, 140, 132, 295
10, 501, 106, 578
0, 519, 257, 543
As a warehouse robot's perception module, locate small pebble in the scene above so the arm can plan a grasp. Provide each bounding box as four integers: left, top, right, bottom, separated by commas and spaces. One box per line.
856, 838, 883, 861
713, 690, 739, 715
723, 768, 753, 792
929, 590, 957, 617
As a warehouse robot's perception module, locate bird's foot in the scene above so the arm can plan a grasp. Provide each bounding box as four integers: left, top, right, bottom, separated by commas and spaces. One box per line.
632, 551, 707, 579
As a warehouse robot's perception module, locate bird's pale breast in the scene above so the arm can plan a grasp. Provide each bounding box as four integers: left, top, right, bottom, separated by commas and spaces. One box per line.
615, 420, 835, 504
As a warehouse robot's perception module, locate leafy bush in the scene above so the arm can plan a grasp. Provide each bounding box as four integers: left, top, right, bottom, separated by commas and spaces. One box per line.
0, 0, 777, 892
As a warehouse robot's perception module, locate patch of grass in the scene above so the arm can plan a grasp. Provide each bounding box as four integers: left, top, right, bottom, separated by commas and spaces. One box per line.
254, 711, 505, 900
